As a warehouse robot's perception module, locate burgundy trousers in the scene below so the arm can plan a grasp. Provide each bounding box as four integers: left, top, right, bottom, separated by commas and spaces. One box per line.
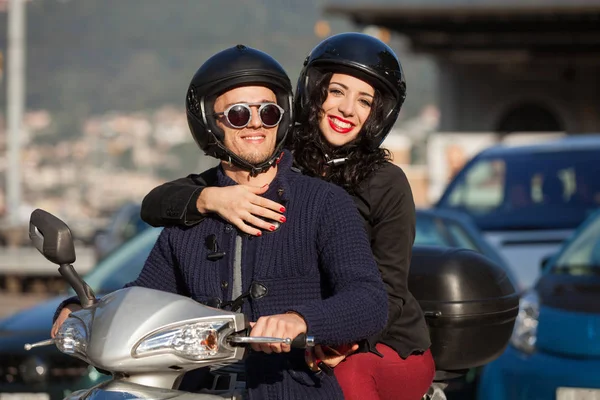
334, 344, 435, 400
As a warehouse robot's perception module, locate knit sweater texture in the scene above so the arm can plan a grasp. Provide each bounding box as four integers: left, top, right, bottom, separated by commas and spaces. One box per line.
128, 151, 388, 399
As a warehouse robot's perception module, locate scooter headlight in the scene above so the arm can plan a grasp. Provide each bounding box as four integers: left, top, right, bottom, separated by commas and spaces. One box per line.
132, 319, 234, 361
510, 291, 539, 354
55, 317, 89, 360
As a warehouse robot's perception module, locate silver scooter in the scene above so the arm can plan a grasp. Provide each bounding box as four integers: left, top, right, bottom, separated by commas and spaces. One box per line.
24, 209, 314, 399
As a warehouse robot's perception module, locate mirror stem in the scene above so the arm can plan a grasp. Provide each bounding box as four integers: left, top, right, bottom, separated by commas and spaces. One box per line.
58, 264, 97, 308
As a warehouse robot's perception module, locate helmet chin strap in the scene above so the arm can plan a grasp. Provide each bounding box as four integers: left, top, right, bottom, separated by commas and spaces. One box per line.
215, 140, 283, 177
323, 149, 348, 166
316, 142, 348, 166
326, 157, 348, 166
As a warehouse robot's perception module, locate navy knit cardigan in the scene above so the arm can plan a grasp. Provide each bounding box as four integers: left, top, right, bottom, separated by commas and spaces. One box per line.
63, 151, 387, 399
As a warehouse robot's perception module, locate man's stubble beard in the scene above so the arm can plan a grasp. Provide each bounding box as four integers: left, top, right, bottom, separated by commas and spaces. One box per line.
223, 130, 277, 166
235, 135, 277, 165
238, 149, 272, 165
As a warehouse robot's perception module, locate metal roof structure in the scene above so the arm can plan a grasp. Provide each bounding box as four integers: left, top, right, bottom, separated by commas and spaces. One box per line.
324, 2, 600, 55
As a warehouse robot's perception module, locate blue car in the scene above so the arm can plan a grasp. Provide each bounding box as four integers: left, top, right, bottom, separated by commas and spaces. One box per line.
477, 208, 600, 400
435, 134, 600, 290
414, 208, 512, 279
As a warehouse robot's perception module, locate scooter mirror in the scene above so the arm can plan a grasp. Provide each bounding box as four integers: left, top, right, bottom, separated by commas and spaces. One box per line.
29, 209, 97, 308
29, 209, 76, 265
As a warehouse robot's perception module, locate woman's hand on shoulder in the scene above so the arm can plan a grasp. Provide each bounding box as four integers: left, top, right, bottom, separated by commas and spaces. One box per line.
197, 185, 286, 236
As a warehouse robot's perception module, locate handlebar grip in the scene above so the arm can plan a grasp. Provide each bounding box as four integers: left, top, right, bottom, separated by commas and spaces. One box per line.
291, 333, 315, 348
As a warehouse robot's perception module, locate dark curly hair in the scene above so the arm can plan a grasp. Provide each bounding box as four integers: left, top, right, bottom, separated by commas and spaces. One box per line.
288, 72, 391, 194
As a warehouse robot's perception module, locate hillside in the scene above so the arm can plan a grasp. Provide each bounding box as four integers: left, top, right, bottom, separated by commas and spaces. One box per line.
0, 0, 436, 138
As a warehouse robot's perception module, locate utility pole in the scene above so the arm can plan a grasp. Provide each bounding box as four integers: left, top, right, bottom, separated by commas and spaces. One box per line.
6, 0, 26, 227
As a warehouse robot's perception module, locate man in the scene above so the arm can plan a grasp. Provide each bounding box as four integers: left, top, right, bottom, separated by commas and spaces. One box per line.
53, 45, 387, 399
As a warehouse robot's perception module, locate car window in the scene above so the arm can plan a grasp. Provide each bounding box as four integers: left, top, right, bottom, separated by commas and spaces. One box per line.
439, 149, 600, 231
120, 215, 149, 241
445, 221, 480, 252
447, 159, 505, 213
415, 216, 452, 247
84, 228, 162, 292
552, 214, 600, 275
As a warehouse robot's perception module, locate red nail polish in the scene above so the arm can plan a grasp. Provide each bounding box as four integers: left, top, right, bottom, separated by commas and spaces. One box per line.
269, 225, 275, 231
256, 231, 262, 237
280, 207, 286, 212
280, 216, 286, 223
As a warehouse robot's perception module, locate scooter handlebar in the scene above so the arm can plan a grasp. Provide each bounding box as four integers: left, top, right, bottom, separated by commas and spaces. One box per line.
228, 332, 315, 348
290, 332, 315, 348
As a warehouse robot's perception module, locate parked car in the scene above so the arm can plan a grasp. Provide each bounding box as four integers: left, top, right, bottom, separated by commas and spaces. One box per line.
477, 208, 600, 400
415, 209, 512, 277
0, 210, 506, 399
92, 202, 149, 261
435, 134, 600, 289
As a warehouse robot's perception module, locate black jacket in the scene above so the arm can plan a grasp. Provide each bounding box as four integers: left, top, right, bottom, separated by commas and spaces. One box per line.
140, 161, 431, 358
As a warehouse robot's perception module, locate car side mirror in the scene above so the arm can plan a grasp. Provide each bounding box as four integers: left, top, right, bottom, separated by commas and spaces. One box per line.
540, 253, 556, 271
29, 209, 76, 265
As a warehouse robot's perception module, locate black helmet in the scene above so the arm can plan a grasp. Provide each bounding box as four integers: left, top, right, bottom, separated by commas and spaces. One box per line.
295, 32, 406, 148
186, 44, 294, 176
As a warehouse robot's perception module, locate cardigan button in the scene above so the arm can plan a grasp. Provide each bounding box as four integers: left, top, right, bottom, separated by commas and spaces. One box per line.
221, 281, 229, 289
224, 224, 233, 233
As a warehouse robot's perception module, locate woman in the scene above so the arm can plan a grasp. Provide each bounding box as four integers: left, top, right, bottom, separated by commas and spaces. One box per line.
140, 33, 435, 400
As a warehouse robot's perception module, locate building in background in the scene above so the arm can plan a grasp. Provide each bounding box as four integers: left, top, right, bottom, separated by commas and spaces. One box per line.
325, 0, 600, 134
